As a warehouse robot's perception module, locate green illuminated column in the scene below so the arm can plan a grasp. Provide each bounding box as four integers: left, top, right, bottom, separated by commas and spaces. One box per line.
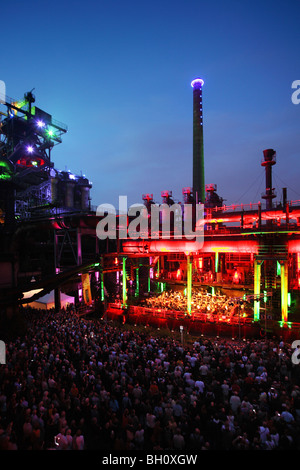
277, 261, 281, 276
122, 257, 127, 307
148, 257, 152, 293
280, 260, 288, 323
99, 256, 104, 302
254, 260, 262, 321
186, 255, 193, 316
100, 270, 104, 302
135, 267, 139, 297
215, 251, 219, 273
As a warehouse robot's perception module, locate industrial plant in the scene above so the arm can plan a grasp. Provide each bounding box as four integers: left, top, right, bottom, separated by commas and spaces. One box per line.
1, 79, 300, 340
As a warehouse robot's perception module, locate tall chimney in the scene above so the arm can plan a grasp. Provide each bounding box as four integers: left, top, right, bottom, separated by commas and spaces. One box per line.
191, 78, 205, 203
261, 148, 276, 210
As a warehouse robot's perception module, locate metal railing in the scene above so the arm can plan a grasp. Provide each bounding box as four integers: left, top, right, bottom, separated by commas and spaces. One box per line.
209, 199, 300, 214
107, 303, 254, 325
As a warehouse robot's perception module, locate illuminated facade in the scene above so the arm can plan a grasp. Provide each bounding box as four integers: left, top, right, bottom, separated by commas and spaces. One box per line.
116, 180, 300, 327
0, 89, 92, 222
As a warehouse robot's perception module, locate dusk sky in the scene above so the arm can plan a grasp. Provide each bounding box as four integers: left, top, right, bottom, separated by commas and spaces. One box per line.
1, 0, 300, 209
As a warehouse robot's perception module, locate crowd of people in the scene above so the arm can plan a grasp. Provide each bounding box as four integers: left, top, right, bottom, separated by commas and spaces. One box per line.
0, 306, 300, 451
145, 289, 250, 319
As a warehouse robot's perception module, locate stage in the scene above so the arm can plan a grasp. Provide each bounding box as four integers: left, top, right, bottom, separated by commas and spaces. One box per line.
105, 302, 300, 341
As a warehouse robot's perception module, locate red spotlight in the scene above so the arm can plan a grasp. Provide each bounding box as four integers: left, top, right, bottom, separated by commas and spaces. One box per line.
16, 156, 45, 168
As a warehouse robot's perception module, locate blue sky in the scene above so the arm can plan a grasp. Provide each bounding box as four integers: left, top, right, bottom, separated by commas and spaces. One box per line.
1, 0, 300, 208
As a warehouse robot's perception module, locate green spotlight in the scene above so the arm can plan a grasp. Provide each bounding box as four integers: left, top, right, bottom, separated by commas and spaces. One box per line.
46, 127, 56, 139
